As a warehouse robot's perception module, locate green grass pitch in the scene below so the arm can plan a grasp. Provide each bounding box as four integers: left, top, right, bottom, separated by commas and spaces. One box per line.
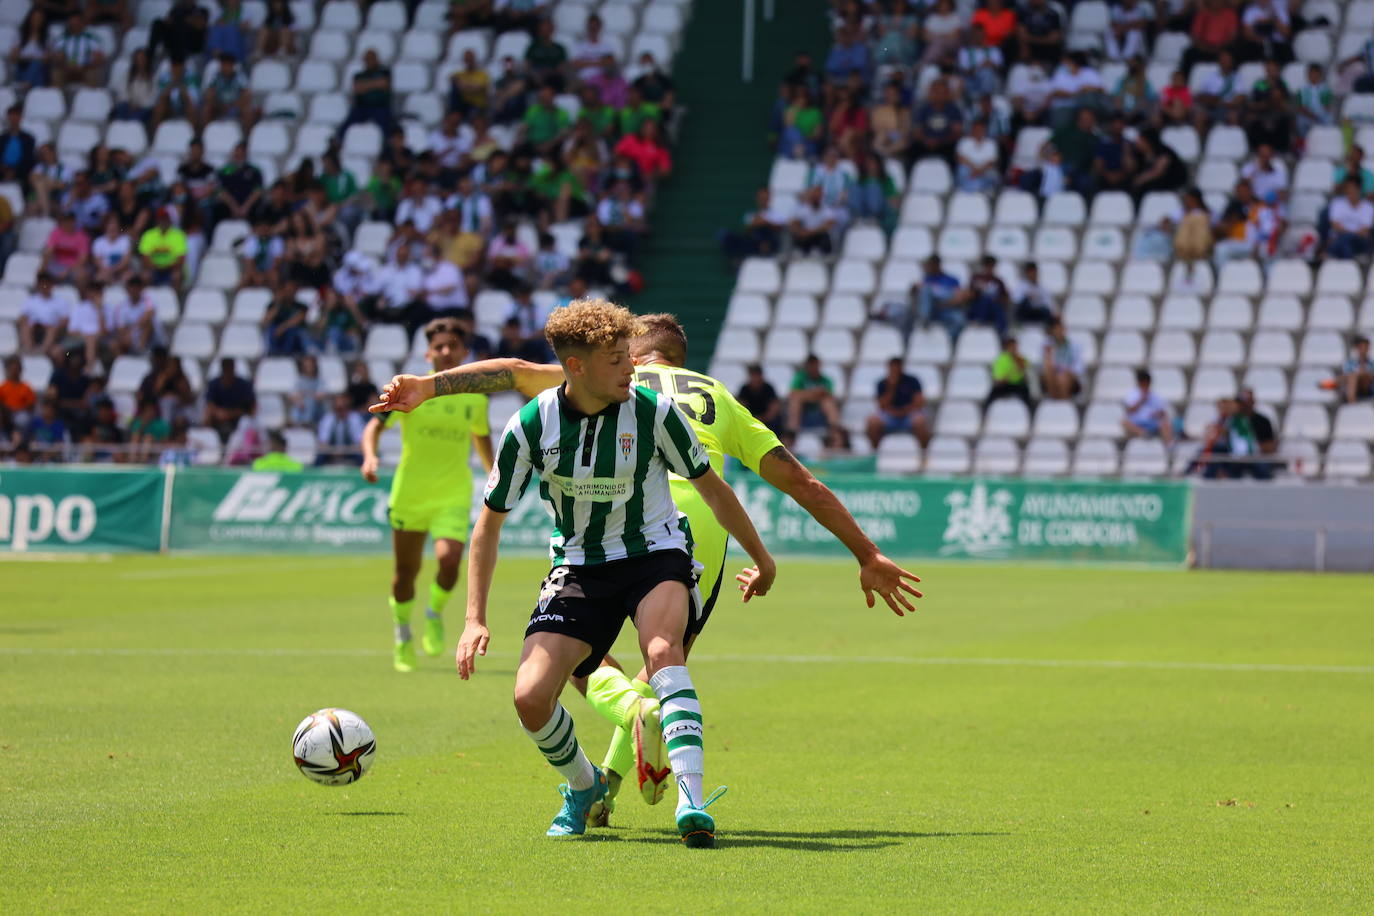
2, 554, 1371, 913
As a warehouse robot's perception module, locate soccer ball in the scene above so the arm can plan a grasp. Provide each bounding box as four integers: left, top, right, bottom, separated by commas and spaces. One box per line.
291, 708, 376, 786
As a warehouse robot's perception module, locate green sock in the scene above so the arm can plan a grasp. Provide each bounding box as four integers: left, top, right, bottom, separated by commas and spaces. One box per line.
390, 597, 414, 642
585, 667, 656, 729
428, 582, 453, 619
599, 679, 654, 782
603, 726, 634, 783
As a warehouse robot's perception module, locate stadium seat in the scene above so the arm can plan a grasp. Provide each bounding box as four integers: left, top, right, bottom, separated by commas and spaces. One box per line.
1042, 192, 1086, 226
1269, 259, 1313, 297
935, 398, 981, 437
937, 227, 982, 261
1315, 260, 1362, 297
107, 356, 150, 394
320, 0, 363, 31
187, 427, 223, 464
1309, 296, 1354, 331
283, 428, 318, 466
832, 260, 876, 296
1022, 438, 1070, 476
1333, 404, 1374, 441
1297, 330, 1344, 366
1081, 227, 1125, 262
1070, 261, 1117, 296
366, 0, 408, 31
1207, 295, 1253, 330
1202, 125, 1249, 161
762, 327, 810, 365
251, 59, 293, 93
875, 433, 921, 473
819, 294, 867, 330
1285, 403, 1332, 440
974, 437, 1021, 475
772, 293, 820, 329
1197, 330, 1247, 367
183, 289, 228, 324
1082, 399, 1127, 438
923, 436, 970, 474
984, 400, 1030, 438
890, 226, 933, 261
1072, 438, 1120, 476
1063, 295, 1106, 331
910, 158, 952, 194
1088, 191, 1134, 227
953, 327, 1000, 366
365, 324, 410, 361
1158, 295, 1204, 330
715, 328, 761, 364
1121, 438, 1167, 476
1217, 260, 1263, 296
899, 194, 943, 227
724, 293, 771, 329
1191, 368, 1237, 401
1100, 330, 1146, 366
857, 325, 905, 363
1109, 295, 1155, 331
737, 258, 781, 295
217, 323, 264, 360
947, 192, 991, 227
840, 225, 886, 262
255, 357, 299, 394
986, 227, 1030, 261
907, 327, 952, 365
1324, 440, 1371, 478
993, 190, 1038, 227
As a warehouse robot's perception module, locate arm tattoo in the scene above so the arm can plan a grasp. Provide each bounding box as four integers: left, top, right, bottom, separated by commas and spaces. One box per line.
433, 367, 515, 396
762, 444, 806, 471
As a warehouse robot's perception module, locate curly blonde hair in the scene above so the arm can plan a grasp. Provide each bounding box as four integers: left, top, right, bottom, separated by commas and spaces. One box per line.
544, 298, 644, 359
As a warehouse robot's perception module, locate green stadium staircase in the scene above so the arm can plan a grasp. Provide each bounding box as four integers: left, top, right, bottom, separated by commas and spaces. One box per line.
627, 0, 830, 370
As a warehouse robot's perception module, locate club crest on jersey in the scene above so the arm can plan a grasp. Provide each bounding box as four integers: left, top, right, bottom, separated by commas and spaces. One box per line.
619, 433, 634, 458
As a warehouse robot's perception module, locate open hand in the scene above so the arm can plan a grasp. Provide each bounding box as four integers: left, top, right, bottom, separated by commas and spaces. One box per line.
735, 556, 777, 602
860, 554, 922, 617
369, 374, 430, 415
455, 621, 490, 680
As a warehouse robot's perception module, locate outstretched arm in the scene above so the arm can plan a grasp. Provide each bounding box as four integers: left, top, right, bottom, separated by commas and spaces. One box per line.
369, 358, 564, 414
687, 468, 776, 602
757, 444, 922, 616
360, 416, 384, 483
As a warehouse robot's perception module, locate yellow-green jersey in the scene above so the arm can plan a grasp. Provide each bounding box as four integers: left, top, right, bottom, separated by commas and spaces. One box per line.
631, 364, 781, 480
384, 393, 490, 538
631, 363, 783, 623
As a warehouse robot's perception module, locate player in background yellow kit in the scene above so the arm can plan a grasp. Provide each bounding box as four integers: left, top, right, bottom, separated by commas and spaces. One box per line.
361, 318, 494, 673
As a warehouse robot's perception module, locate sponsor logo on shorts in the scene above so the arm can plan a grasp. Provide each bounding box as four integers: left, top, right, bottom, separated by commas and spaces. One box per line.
529, 613, 566, 624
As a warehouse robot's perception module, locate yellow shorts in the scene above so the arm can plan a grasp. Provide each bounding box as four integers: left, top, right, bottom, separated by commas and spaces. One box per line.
388, 493, 473, 542
671, 479, 729, 634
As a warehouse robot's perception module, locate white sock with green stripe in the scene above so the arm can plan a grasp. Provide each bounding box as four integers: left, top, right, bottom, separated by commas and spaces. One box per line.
524, 704, 595, 791
649, 665, 704, 810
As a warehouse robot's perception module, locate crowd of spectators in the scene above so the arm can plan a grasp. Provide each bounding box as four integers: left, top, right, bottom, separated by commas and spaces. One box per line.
711, 0, 1374, 474
1, 0, 680, 465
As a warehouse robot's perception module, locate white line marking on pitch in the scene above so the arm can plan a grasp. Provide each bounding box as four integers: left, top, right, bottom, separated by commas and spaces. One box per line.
0, 647, 1368, 674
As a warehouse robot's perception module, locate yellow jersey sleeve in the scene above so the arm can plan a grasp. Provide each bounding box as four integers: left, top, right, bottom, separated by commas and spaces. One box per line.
713, 382, 783, 473
468, 393, 490, 436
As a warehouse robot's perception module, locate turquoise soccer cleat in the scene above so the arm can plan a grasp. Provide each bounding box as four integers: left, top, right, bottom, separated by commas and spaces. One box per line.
675, 784, 728, 849
547, 767, 608, 837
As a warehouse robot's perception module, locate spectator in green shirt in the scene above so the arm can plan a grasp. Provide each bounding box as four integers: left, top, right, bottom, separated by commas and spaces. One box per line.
524, 18, 568, 92
340, 49, 395, 136
785, 354, 846, 449
363, 158, 402, 220
616, 84, 661, 138
984, 337, 1033, 411
520, 84, 571, 155
577, 85, 617, 138
253, 430, 304, 471
128, 397, 170, 462
137, 208, 187, 288
321, 150, 361, 232
778, 86, 825, 159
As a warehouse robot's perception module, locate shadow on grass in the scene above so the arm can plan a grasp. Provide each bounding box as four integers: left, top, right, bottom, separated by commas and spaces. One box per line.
612, 828, 1010, 852
330, 811, 407, 816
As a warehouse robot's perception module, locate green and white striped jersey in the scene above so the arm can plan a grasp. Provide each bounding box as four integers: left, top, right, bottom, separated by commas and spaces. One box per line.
483, 383, 711, 566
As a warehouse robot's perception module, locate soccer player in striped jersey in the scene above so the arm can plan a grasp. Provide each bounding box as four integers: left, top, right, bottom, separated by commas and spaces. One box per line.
452, 300, 775, 846
360, 318, 494, 673
370, 314, 923, 825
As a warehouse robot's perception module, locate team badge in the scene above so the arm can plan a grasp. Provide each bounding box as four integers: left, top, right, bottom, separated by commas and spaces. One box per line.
620, 433, 634, 458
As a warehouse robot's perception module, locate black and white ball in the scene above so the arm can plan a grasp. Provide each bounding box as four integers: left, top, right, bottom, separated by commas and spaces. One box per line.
291, 708, 376, 786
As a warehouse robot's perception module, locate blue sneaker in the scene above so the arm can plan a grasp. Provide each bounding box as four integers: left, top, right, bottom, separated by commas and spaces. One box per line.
546, 767, 608, 837
675, 784, 727, 848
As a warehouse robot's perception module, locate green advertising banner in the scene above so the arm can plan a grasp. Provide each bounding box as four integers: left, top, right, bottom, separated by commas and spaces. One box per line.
730, 474, 1193, 564
168, 468, 398, 552
0, 467, 164, 553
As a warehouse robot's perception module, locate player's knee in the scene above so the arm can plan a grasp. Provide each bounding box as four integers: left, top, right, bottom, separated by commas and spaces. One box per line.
512, 682, 556, 728
643, 635, 684, 672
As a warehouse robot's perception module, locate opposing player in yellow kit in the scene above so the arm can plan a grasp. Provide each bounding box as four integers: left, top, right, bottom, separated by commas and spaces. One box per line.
369, 313, 921, 808
361, 317, 495, 672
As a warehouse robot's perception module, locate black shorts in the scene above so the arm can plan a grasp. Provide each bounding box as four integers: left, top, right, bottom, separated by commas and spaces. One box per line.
525, 549, 701, 679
